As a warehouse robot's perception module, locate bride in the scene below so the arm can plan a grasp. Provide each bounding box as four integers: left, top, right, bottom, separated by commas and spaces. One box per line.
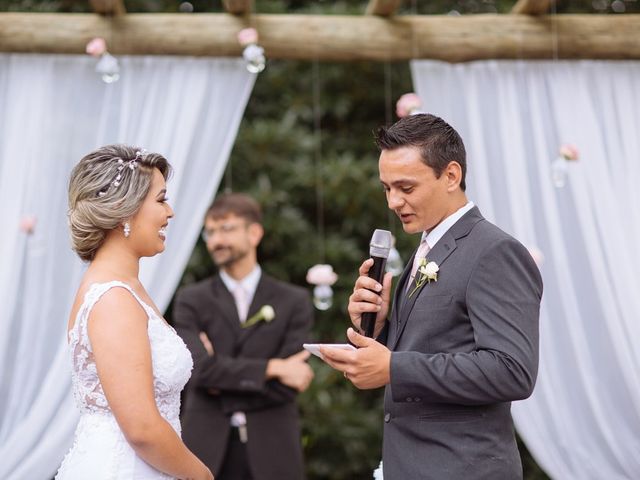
57, 145, 213, 480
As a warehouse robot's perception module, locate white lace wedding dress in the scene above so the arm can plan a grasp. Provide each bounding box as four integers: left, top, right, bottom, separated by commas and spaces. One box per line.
56, 281, 193, 480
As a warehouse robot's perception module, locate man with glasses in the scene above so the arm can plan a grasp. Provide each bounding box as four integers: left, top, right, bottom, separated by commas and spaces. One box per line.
174, 193, 314, 480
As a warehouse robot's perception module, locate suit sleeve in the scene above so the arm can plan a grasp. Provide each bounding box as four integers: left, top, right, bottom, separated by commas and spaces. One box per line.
390, 238, 542, 405
173, 289, 270, 393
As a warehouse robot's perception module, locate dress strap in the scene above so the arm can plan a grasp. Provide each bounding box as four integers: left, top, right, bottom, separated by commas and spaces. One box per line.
75, 281, 155, 351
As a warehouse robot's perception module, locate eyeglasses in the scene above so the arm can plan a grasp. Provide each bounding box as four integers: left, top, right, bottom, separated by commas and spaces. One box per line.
201, 222, 246, 242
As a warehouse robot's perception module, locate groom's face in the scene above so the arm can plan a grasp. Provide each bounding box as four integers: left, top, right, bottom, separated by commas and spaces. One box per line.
204, 214, 254, 268
379, 146, 452, 235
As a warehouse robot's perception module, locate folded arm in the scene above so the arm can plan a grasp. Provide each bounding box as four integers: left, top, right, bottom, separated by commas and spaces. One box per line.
173, 288, 314, 409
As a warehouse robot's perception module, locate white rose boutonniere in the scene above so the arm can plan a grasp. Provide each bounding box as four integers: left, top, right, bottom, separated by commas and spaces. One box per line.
242, 305, 275, 328
408, 259, 439, 298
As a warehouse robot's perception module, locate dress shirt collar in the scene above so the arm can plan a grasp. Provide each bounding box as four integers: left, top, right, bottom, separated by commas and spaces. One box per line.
422, 201, 475, 248
220, 265, 262, 301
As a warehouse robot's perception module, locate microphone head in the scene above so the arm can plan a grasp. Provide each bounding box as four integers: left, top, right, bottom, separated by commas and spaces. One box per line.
369, 229, 392, 258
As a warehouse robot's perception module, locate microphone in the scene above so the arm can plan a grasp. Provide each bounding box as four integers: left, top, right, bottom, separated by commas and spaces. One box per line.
361, 229, 392, 337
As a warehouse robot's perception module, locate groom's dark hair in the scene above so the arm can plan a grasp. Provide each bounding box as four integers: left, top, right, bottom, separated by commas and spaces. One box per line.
375, 113, 467, 191
206, 192, 262, 224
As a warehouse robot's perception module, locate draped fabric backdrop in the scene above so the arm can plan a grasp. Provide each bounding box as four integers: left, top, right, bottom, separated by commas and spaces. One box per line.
0, 54, 255, 479
411, 60, 640, 480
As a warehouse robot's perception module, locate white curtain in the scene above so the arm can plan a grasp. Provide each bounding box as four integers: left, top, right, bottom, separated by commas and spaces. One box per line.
411, 60, 640, 480
0, 53, 255, 479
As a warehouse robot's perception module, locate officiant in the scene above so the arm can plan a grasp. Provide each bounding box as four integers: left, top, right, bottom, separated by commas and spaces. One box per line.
174, 193, 314, 480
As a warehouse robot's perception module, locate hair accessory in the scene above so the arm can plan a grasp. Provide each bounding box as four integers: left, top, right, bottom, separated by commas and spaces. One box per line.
97, 152, 143, 197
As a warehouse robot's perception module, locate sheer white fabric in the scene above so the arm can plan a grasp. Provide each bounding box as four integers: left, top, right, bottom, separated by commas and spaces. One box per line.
56, 281, 193, 479
411, 60, 640, 479
0, 53, 255, 479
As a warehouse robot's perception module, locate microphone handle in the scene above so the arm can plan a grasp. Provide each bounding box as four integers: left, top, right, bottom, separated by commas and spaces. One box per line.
361, 255, 387, 338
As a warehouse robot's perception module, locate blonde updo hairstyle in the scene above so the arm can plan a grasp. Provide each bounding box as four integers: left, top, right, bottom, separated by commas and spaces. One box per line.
68, 144, 172, 262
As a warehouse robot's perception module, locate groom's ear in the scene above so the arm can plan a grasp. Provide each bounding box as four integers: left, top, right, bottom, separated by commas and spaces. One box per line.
444, 161, 463, 192
248, 222, 264, 247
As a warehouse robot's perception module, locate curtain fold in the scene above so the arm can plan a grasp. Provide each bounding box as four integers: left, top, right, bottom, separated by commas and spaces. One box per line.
411, 59, 640, 480
0, 53, 255, 479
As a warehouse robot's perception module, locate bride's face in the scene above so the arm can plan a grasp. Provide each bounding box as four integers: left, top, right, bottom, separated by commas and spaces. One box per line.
128, 168, 174, 257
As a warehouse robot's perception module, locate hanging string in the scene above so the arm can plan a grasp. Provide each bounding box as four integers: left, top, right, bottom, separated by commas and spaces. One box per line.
550, 0, 559, 61
312, 57, 325, 263
225, 159, 233, 193
384, 61, 392, 126
410, 0, 418, 59
383, 60, 398, 236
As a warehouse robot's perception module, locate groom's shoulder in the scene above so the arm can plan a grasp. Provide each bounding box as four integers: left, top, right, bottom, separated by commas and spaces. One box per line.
261, 272, 309, 299
470, 217, 531, 260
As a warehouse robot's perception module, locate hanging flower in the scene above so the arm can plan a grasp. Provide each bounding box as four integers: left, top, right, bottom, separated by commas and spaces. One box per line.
396, 93, 423, 118
527, 246, 545, 267
242, 305, 275, 328
408, 259, 438, 298
237, 28, 259, 46
306, 264, 338, 286
86, 37, 107, 57
559, 144, 579, 161
19, 215, 37, 234
236, 27, 265, 73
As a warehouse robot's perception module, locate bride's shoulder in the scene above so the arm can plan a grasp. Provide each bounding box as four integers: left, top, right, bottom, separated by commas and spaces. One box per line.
68, 276, 146, 335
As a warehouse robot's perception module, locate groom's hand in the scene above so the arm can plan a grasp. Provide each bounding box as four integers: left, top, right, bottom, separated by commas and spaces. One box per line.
348, 259, 393, 338
320, 328, 391, 389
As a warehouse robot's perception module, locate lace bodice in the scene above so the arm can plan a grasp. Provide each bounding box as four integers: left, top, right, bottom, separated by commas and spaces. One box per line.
67, 281, 193, 430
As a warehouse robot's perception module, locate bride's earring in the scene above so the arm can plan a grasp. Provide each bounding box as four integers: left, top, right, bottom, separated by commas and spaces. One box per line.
123, 222, 131, 238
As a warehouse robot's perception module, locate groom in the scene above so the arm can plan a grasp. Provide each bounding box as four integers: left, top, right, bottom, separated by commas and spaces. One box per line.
321, 114, 543, 479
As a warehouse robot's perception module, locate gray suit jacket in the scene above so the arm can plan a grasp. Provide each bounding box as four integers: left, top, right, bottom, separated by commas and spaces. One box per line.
380, 207, 542, 480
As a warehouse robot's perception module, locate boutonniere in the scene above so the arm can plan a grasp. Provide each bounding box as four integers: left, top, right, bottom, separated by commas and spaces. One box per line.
242, 305, 275, 328
408, 259, 439, 298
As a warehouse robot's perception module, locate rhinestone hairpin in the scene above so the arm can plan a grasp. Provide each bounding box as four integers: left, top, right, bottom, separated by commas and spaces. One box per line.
97, 150, 145, 197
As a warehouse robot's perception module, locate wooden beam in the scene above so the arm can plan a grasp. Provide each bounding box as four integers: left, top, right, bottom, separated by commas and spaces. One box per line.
511, 0, 553, 15
223, 0, 252, 15
1, 13, 639, 62
89, 0, 126, 16
366, 0, 403, 16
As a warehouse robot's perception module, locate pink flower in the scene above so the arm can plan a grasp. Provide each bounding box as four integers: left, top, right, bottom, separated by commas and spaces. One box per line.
396, 93, 422, 118
306, 264, 338, 286
559, 144, 579, 161
19, 215, 37, 234
237, 28, 259, 47
527, 246, 544, 267
86, 37, 107, 57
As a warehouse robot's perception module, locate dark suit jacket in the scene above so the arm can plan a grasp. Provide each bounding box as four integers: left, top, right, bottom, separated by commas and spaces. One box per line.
173, 272, 313, 480
380, 207, 543, 480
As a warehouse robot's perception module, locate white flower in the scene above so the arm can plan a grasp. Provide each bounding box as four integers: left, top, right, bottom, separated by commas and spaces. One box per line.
242, 305, 276, 328
408, 260, 439, 298
261, 305, 275, 322
419, 261, 439, 281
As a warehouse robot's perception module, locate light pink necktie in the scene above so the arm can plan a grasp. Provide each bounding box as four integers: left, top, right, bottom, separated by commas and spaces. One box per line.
407, 240, 430, 289
233, 284, 250, 322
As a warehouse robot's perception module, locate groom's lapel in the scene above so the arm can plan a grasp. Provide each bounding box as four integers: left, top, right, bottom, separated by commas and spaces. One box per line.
236, 274, 273, 348
389, 207, 484, 350
390, 232, 458, 350
388, 251, 414, 342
